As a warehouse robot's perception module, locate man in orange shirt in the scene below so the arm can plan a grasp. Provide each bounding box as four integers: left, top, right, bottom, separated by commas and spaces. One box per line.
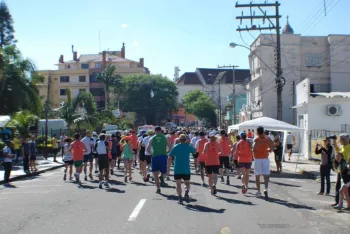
253, 126, 274, 200
69, 133, 88, 184
195, 132, 209, 186
130, 130, 138, 168
247, 129, 253, 138
218, 130, 233, 185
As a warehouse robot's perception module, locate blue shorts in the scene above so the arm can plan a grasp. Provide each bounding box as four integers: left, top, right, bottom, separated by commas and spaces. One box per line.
151, 155, 167, 174
84, 154, 94, 163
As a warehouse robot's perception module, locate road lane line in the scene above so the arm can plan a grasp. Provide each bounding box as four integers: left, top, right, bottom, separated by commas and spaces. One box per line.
128, 199, 147, 221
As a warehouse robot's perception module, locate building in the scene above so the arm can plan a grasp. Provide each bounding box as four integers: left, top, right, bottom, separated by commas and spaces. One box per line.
175, 68, 250, 125
245, 17, 350, 124
37, 43, 149, 109
295, 78, 350, 159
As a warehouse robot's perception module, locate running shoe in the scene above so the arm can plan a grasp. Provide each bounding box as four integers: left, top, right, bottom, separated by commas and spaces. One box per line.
89, 174, 93, 180
95, 170, 98, 174
63, 174, 67, 181
333, 205, 342, 210
105, 182, 110, 188
156, 188, 161, 194
237, 175, 242, 179
166, 176, 170, 181
264, 190, 269, 201
256, 191, 262, 197
221, 177, 224, 183
99, 182, 103, 189
129, 177, 132, 181
342, 206, 350, 211
84, 175, 87, 181
160, 176, 166, 187
184, 192, 190, 203
226, 177, 230, 185
178, 196, 183, 204
213, 186, 217, 195
74, 173, 79, 183
202, 183, 206, 187
124, 176, 127, 183
110, 169, 114, 175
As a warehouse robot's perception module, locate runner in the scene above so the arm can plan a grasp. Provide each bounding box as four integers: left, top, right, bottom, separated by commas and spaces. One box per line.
60, 132, 66, 158
146, 126, 171, 194
190, 132, 200, 173
218, 130, 233, 185
231, 135, 241, 179
168, 134, 196, 204
130, 130, 139, 168
82, 130, 94, 181
95, 134, 110, 189
196, 131, 209, 186
122, 136, 133, 182
29, 135, 38, 172
110, 134, 118, 175
139, 133, 148, 182
203, 133, 222, 195
286, 132, 295, 161
115, 131, 122, 170
69, 133, 87, 184
142, 130, 154, 182
92, 132, 99, 173
63, 138, 73, 181
2, 141, 14, 187
234, 132, 253, 194
253, 126, 274, 200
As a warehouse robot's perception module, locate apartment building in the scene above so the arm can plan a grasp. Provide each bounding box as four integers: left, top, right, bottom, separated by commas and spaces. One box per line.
245, 18, 350, 124
37, 43, 149, 109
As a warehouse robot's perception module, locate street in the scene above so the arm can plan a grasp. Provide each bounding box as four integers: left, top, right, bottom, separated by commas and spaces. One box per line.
0, 165, 349, 234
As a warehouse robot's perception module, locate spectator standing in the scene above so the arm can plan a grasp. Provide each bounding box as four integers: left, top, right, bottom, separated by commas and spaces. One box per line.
315, 137, 332, 195
3, 141, 15, 186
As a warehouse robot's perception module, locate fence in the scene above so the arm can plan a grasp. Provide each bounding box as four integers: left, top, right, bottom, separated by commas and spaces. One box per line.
309, 129, 344, 160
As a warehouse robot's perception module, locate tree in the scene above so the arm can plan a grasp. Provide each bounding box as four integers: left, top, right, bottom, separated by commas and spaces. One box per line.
183, 90, 217, 127
96, 64, 122, 109
0, 1, 16, 48
71, 91, 98, 129
0, 46, 44, 115
120, 74, 178, 125
61, 88, 74, 131
6, 111, 38, 137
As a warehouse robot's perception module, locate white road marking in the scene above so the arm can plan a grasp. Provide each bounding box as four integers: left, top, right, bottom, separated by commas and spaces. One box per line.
128, 199, 147, 221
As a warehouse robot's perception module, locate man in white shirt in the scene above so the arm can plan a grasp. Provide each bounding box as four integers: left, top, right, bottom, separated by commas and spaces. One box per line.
82, 130, 94, 181
141, 130, 154, 181
3, 141, 15, 187
190, 132, 200, 173
92, 132, 99, 173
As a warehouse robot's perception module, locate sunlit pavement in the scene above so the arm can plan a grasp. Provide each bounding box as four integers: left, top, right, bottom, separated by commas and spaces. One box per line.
0, 165, 349, 234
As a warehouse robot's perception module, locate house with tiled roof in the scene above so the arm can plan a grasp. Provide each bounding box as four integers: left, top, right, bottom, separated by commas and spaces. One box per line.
37, 43, 149, 109
174, 68, 250, 126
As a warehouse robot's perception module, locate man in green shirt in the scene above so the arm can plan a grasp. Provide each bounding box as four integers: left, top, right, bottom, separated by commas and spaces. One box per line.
147, 126, 171, 194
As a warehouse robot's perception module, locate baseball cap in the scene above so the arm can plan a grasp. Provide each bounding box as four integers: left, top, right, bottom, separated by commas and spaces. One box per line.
240, 132, 246, 138
147, 130, 154, 135
92, 132, 97, 136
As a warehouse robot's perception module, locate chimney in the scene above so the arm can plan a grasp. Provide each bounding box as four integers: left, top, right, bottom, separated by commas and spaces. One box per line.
102, 51, 106, 69
73, 51, 78, 61
139, 58, 144, 67
59, 55, 64, 63
121, 43, 125, 58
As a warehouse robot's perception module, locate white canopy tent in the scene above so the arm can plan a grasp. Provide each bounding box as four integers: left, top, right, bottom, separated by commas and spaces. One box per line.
228, 117, 305, 172
0, 115, 10, 128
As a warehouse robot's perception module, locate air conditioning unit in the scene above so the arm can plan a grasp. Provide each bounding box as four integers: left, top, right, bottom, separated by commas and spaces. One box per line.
327, 105, 341, 116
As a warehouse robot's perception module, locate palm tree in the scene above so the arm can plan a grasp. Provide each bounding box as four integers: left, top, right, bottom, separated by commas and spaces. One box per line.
61, 88, 74, 132
96, 64, 122, 109
5, 111, 38, 137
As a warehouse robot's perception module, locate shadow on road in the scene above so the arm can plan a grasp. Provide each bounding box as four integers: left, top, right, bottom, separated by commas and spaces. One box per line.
130, 181, 149, 186
215, 195, 255, 206
216, 188, 238, 195
106, 188, 126, 193
270, 180, 301, 188
227, 184, 257, 191
185, 204, 226, 213
269, 171, 315, 180
108, 180, 126, 186
264, 197, 316, 210
159, 193, 198, 202
78, 184, 96, 189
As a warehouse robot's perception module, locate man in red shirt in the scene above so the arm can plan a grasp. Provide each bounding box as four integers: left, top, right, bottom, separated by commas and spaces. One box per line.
130, 130, 138, 168
69, 133, 88, 184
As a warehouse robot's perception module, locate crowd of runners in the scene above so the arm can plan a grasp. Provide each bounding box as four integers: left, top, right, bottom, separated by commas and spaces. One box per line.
58, 125, 278, 204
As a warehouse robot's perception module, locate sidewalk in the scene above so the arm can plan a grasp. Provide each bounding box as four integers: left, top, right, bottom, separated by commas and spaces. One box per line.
0, 156, 64, 185
269, 153, 337, 183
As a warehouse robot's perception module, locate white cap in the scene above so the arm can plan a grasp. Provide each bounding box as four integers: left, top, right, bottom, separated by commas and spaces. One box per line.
92, 132, 97, 136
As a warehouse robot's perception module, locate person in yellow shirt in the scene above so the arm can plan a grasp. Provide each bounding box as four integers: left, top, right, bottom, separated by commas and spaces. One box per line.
13, 135, 21, 163
52, 134, 59, 162
334, 134, 350, 165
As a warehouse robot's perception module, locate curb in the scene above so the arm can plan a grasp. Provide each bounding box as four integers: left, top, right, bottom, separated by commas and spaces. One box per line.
0, 163, 65, 185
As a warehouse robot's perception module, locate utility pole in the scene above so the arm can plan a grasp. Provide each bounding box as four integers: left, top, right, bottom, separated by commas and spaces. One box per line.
218, 65, 239, 125
44, 75, 51, 159
235, 1, 284, 121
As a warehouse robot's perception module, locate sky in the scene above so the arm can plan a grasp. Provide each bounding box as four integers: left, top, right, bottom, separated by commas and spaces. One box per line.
6, 0, 350, 80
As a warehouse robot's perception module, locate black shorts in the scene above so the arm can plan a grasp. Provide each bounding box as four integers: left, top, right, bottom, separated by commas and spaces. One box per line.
219, 156, 230, 169
98, 154, 109, 171
83, 154, 94, 163
192, 152, 199, 159
146, 155, 152, 165
287, 144, 293, 150
111, 153, 117, 160
53, 148, 60, 154
174, 174, 191, 181
93, 153, 98, 158
233, 159, 238, 168
64, 160, 73, 165
139, 147, 146, 161
30, 155, 36, 161
206, 165, 219, 174
199, 162, 206, 169
133, 149, 138, 155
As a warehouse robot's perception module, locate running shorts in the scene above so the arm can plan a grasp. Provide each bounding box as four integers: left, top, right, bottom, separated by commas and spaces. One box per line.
64, 160, 74, 165
30, 155, 37, 161
123, 158, 133, 163
74, 160, 83, 168
237, 162, 252, 169
133, 149, 138, 155
254, 158, 270, 175
146, 155, 152, 165
287, 144, 293, 150
174, 174, 191, 181
206, 165, 219, 174
151, 155, 167, 174
111, 153, 117, 160
84, 154, 94, 163
93, 153, 98, 158
233, 160, 238, 168
219, 156, 230, 169
192, 152, 199, 159
98, 154, 109, 171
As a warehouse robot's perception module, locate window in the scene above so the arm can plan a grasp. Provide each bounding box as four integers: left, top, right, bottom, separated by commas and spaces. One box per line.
89, 73, 99, 83
90, 88, 104, 96
95, 63, 102, 69
79, 76, 86, 82
60, 76, 69, 82
60, 89, 67, 96
79, 89, 86, 93
81, 63, 89, 69
305, 53, 323, 67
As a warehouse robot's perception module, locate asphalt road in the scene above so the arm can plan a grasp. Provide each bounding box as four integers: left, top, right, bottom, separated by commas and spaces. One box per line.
0, 164, 349, 234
